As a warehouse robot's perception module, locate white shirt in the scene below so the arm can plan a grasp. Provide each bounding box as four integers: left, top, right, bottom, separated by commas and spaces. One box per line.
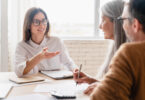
15, 36, 77, 77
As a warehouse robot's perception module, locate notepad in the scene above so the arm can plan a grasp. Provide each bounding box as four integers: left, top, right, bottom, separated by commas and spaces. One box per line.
40, 70, 73, 79
9, 76, 45, 84
0, 83, 13, 99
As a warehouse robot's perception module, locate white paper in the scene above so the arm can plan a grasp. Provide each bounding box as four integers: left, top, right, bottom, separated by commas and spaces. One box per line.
0, 83, 13, 98
34, 80, 89, 95
76, 83, 89, 93
34, 80, 75, 92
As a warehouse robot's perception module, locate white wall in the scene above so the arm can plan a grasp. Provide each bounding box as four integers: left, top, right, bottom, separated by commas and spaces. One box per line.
64, 39, 111, 77
0, 0, 1, 71
0, 0, 8, 71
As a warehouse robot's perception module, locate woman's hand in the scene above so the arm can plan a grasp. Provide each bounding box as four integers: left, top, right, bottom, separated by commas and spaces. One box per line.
73, 68, 97, 84
40, 47, 60, 60
84, 82, 99, 95
23, 47, 59, 75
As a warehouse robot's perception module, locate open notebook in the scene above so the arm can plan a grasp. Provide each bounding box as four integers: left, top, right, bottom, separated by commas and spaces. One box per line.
40, 70, 73, 79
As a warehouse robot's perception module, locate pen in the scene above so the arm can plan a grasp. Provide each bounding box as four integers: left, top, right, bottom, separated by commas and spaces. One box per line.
76, 64, 82, 86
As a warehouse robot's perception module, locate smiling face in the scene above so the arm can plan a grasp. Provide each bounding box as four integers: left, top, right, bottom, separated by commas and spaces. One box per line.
99, 15, 114, 40
30, 12, 47, 39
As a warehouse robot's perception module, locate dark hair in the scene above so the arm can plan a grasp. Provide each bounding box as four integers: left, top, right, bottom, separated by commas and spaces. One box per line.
23, 7, 50, 42
128, 0, 145, 32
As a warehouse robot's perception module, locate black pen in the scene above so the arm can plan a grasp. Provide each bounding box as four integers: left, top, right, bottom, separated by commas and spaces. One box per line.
76, 64, 82, 86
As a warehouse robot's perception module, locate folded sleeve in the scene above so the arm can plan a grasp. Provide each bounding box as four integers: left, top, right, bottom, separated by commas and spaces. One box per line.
91, 44, 134, 100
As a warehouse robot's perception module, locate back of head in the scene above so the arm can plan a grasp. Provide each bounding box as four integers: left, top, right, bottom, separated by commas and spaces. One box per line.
128, 0, 145, 33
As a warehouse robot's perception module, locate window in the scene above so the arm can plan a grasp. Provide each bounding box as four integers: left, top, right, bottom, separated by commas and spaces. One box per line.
7, 0, 100, 70
1, 0, 111, 71
36, 0, 95, 38
8, 0, 99, 39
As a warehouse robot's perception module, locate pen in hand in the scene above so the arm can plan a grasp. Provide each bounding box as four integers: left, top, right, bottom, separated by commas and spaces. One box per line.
76, 64, 82, 86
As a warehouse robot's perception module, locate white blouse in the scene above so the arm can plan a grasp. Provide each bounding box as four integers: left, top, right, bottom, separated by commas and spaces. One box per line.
14, 36, 77, 77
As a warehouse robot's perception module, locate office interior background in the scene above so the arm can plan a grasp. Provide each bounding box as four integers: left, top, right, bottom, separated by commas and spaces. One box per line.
0, 0, 111, 76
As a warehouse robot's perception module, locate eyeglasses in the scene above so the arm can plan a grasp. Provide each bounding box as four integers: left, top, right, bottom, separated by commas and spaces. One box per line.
117, 16, 130, 21
117, 16, 131, 23
32, 19, 48, 26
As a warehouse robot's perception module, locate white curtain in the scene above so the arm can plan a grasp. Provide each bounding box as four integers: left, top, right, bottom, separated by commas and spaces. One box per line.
8, 0, 39, 71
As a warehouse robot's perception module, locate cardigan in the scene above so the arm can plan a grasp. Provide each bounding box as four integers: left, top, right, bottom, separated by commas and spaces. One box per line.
91, 41, 145, 100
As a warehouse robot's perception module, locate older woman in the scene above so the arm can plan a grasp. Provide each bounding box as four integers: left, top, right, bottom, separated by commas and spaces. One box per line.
73, 0, 127, 95
15, 7, 77, 77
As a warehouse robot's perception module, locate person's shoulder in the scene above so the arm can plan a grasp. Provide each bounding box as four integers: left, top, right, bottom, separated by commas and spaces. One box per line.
120, 41, 145, 51
46, 36, 62, 43
17, 41, 26, 47
15, 41, 28, 52
116, 41, 145, 58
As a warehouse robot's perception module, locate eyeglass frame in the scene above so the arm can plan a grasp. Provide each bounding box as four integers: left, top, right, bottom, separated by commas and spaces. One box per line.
117, 16, 132, 23
32, 19, 48, 26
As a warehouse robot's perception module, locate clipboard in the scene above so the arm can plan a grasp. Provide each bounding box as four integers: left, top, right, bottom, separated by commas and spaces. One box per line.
40, 70, 73, 79
9, 76, 45, 84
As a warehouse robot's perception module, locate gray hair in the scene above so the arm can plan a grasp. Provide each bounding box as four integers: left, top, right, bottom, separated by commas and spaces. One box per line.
102, 0, 124, 20
96, 0, 127, 80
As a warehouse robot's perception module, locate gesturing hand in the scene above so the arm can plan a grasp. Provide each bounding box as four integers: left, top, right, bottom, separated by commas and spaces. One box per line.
41, 47, 60, 59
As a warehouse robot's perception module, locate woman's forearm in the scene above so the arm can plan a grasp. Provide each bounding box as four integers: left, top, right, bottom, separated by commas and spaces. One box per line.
23, 53, 43, 75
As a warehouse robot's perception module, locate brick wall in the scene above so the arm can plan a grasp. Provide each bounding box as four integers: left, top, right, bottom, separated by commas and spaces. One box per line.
64, 40, 111, 77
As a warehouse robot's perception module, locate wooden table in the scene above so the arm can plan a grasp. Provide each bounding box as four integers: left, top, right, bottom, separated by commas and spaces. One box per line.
0, 72, 89, 100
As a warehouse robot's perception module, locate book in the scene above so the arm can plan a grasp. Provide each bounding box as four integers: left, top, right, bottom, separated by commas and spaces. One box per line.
40, 70, 73, 79
9, 75, 45, 84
